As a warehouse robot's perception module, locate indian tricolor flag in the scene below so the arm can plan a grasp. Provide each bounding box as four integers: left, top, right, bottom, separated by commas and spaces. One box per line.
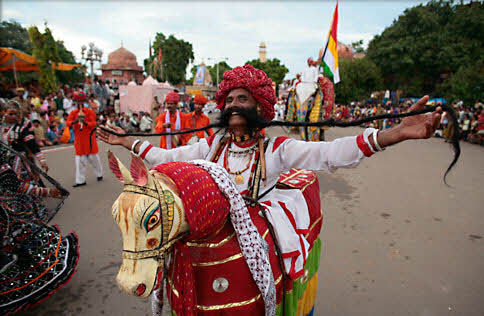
322, 1, 340, 84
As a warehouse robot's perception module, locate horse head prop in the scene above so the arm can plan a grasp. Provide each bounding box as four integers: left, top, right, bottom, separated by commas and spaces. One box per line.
108, 151, 188, 299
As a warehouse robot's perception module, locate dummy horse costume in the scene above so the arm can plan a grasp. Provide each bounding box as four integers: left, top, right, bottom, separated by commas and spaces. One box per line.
109, 152, 323, 316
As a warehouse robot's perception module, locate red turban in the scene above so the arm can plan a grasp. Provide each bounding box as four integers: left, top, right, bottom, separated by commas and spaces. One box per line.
72, 90, 87, 101
193, 94, 208, 105
165, 91, 179, 104
215, 64, 276, 121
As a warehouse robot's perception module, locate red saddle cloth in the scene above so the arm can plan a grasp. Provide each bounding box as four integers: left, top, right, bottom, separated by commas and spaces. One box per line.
166, 168, 322, 315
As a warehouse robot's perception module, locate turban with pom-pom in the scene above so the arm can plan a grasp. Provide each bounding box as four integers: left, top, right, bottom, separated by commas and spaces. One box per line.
215, 64, 276, 121
72, 90, 87, 101
165, 91, 179, 104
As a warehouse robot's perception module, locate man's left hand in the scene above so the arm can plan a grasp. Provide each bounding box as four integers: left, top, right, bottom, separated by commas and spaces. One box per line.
376, 95, 442, 148
396, 95, 442, 140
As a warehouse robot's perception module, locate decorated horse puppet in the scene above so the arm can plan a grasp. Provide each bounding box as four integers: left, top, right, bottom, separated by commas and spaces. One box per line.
108, 151, 323, 316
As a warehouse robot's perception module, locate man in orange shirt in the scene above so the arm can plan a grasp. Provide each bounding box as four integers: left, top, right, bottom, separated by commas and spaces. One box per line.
155, 91, 189, 149
185, 94, 214, 145
67, 91, 103, 187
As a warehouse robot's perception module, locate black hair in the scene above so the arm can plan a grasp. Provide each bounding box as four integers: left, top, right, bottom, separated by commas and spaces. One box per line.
96, 104, 460, 185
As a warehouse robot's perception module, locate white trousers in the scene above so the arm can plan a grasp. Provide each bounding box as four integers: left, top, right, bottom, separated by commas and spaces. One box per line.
75, 154, 103, 184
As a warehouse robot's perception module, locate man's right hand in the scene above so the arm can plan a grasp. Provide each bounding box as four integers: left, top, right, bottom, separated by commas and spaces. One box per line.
162, 122, 172, 128
97, 124, 134, 150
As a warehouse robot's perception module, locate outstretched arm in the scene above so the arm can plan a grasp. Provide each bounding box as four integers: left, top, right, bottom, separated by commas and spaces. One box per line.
369, 95, 442, 149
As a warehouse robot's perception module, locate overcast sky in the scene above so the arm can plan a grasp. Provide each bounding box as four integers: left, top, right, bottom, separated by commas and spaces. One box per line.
2, 1, 425, 80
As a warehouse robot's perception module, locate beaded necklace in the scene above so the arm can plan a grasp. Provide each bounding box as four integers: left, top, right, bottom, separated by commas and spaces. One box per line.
223, 140, 255, 185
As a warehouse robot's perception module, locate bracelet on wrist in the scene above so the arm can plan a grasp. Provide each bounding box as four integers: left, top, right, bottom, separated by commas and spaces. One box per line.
131, 139, 141, 156
372, 131, 385, 151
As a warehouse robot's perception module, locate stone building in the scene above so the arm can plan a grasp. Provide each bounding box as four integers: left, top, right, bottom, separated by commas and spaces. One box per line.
337, 42, 354, 60
101, 45, 144, 84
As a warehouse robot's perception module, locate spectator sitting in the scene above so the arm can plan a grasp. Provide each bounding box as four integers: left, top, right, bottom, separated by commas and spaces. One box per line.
140, 112, 153, 132
46, 124, 59, 145
32, 119, 52, 147
119, 113, 129, 131
39, 112, 50, 133
128, 113, 140, 132
106, 112, 116, 126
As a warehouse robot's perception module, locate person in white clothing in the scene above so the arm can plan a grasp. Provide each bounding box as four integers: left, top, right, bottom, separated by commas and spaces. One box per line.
301, 58, 319, 83
63, 92, 75, 114
98, 64, 442, 285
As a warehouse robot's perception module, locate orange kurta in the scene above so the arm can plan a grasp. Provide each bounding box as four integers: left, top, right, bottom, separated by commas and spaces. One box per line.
155, 111, 190, 149
185, 112, 214, 142
66, 106, 98, 155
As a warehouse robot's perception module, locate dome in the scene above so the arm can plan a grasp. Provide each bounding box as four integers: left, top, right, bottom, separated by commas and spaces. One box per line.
142, 75, 159, 86
259, 41, 266, 48
101, 46, 143, 71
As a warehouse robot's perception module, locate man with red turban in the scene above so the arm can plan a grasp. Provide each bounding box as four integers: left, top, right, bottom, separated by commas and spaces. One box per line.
99, 64, 442, 312
154, 91, 189, 149
67, 90, 103, 187
185, 94, 214, 145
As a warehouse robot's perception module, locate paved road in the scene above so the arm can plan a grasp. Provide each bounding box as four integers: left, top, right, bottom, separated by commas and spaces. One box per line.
19, 126, 484, 316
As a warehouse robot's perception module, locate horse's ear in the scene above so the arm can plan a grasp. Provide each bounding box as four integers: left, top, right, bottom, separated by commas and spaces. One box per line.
108, 150, 133, 184
130, 154, 149, 186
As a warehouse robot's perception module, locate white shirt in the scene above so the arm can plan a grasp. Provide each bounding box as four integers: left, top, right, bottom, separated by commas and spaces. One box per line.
63, 98, 75, 114
301, 65, 318, 83
137, 129, 377, 277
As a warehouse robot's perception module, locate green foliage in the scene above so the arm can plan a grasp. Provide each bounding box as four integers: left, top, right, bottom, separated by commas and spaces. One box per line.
55, 40, 84, 86
0, 20, 32, 53
351, 40, 364, 53
145, 32, 194, 85
334, 58, 383, 104
28, 24, 61, 94
208, 61, 232, 86
244, 58, 289, 88
0, 20, 37, 85
440, 59, 484, 106
188, 61, 232, 86
366, 1, 484, 98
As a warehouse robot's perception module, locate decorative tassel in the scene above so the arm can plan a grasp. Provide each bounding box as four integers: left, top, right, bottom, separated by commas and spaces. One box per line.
258, 134, 267, 185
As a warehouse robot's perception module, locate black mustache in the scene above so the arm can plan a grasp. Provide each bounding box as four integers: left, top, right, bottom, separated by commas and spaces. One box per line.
217, 106, 267, 129
95, 103, 460, 186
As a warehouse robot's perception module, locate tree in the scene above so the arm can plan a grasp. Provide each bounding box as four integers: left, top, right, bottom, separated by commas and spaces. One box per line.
55, 40, 85, 86
351, 40, 364, 53
0, 20, 38, 86
0, 20, 32, 53
28, 23, 61, 94
366, 1, 484, 97
440, 59, 484, 106
144, 32, 194, 85
244, 58, 289, 88
208, 61, 232, 86
333, 57, 383, 104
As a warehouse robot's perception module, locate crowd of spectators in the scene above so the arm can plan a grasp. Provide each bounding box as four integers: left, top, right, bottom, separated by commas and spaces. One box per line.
4, 79, 483, 147
302, 100, 484, 145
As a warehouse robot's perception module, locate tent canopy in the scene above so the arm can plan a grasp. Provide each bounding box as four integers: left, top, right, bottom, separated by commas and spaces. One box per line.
0, 47, 83, 72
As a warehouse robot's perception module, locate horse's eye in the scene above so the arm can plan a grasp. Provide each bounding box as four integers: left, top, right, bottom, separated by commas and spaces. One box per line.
145, 206, 161, 232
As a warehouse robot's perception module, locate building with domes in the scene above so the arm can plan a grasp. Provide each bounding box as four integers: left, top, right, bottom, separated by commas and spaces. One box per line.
101, 45, 144, 84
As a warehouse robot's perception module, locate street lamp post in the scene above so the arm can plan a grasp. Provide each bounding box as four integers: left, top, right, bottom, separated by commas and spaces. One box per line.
81, 42, 103, 83
208, 57, 229, 86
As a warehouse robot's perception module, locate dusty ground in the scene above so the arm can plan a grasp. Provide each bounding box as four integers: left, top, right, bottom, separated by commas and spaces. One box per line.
19, 126, 484, 316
